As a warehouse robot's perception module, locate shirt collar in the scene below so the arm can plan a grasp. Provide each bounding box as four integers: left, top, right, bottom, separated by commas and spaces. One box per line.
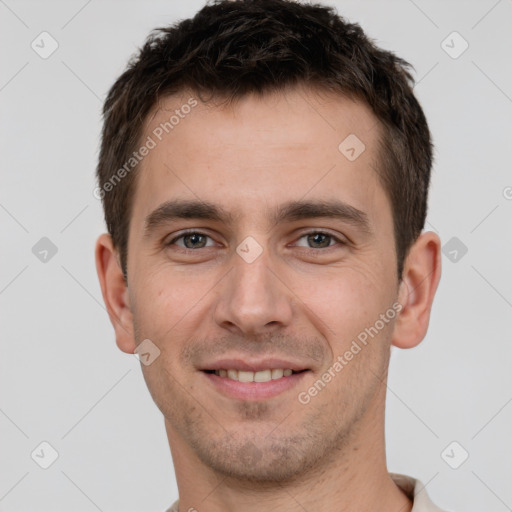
166, 473, 447, 512
390, 473, 447, 512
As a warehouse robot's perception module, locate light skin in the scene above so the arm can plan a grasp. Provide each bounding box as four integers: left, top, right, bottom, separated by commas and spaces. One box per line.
96, 84, 441, 512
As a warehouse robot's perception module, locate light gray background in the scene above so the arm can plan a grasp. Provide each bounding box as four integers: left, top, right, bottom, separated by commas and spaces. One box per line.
1, 0, 511, 511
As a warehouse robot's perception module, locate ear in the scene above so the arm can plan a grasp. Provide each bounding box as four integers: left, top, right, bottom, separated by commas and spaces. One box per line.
95, 233, 136, 354
392, 231, 442, 349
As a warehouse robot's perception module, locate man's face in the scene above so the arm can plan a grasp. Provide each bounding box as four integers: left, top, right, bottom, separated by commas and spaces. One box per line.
125, 86, 400, 481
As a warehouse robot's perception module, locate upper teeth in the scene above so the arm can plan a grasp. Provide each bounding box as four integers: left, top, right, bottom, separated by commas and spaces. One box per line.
214, 368, 294, 382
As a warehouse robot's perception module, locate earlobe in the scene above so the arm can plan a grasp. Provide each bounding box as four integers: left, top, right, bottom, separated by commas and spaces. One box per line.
95, 233, 136, 354
392, 231, 442, 349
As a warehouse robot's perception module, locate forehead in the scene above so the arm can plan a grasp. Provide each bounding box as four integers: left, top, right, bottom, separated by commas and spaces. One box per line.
131, 85, 390, 231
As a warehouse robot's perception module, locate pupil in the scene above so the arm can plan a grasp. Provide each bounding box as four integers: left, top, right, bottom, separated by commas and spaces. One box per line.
309, 233, 330, 248
185, 233, 205, 248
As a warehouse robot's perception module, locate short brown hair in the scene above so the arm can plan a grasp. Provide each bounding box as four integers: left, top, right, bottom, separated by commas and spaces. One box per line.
96, 0, 433, 281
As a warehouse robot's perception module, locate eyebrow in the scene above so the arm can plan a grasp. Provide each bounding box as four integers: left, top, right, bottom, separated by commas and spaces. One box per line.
143, 198, 372, 237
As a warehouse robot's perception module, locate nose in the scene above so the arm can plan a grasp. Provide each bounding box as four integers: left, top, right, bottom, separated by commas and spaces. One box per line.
213, 246, 294, 337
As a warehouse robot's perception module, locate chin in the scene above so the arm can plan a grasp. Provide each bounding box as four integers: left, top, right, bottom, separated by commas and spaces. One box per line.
191, 428, 338, 484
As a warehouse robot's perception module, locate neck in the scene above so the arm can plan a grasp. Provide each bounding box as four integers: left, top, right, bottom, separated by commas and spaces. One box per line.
166, 382, 412, 512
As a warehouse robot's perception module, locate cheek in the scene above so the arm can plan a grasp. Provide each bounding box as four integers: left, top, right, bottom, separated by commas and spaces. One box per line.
127, 228, 210, 326
130, 270, 205, 342
313, 264, 385, 312
299, 264, 395, 348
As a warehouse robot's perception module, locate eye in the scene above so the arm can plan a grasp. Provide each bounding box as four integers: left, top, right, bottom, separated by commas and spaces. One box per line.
166, 231, 216, 249
294, 231, 345, 249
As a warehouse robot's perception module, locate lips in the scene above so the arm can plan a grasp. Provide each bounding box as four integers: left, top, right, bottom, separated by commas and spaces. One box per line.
206, 368, 306, 383
200, 358, 309, 373
200, 357, 311, 400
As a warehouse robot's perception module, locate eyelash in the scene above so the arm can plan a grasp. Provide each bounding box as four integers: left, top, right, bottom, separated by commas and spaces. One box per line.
165, 229, 347, 251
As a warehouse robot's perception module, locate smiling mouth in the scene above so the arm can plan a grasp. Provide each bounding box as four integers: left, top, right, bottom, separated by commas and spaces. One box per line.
203, 368, 308, 383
